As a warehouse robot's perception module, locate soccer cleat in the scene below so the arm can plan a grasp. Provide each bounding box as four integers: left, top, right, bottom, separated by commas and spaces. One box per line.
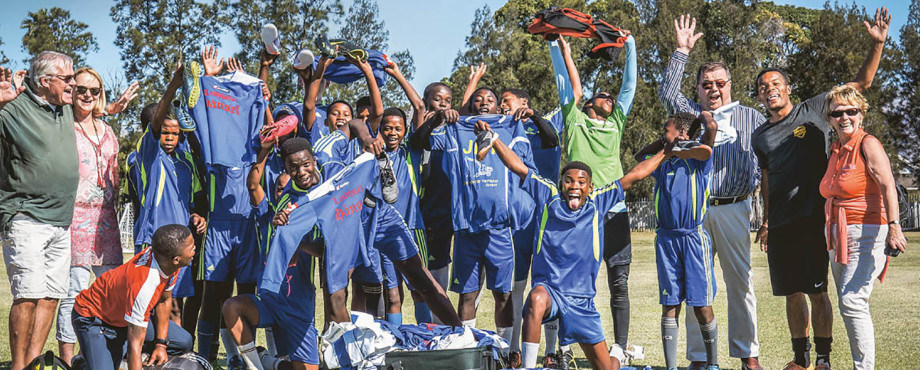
542, 353, 561, 369
183, 60, 202, 108
172, 99, 196, 132
293, 48, 315, 70
379, 154, 398, 204
338, 41, 367, 61
508, 351, 522, 368
227, 355, 246, 370
671, 140, 712, 159
314, 35, 347, 59
363, 193, 377, 208
475, 130, 497, 161
560, 348, 576, 370
741, 358, 764, 370
261, 23, 282, 55
688, 361, 708, 370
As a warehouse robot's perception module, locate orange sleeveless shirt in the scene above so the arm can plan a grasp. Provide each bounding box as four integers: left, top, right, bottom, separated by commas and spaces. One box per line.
819, 129, 887, 225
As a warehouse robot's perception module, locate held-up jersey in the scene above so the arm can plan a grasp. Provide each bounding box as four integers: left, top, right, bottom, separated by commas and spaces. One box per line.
132, 130, 201, 246
429, 115, 535, 233
73, 248, 177, 327
188, 71, 266, 167
524, 109, 565, 184
386, 145, 424, 230
313, 130, 359, 179
260, 153, 380, 294
522, 171, 625, 298
651, 156, 714, 230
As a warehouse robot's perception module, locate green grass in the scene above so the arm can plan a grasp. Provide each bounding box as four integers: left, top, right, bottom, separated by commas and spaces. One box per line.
1, 232, 918, 369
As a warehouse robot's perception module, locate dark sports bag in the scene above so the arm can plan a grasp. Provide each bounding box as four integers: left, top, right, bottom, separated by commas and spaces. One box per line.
378, 347, 500, 370
71, 352, 212, 370
527, 7, 629, 61
27, 351, 71, 370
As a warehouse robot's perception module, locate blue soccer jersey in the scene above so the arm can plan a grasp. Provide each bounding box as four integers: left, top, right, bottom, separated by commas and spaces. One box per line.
207, 165, 255, 219
430, 114, 535, 233
187, 71, 266, 167
132, 130, 202, 247
313, 130, 358, 178
260, 153, 380, 294
652, 156, 714, 230
524, 108, 565, 184
521, 170, 625, 297
386, 144, 424, 230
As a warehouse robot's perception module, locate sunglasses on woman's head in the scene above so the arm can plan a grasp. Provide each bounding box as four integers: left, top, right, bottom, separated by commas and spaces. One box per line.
75, 86, 101, 96
829, 108, 860, 118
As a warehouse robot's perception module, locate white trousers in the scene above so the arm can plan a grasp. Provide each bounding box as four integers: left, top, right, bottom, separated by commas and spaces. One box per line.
687, 198, 760, 360
831, 223, 887, 370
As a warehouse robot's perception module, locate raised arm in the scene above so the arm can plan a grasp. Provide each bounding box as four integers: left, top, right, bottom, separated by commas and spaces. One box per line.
658, 15, 703, 115
616, 33, 637, 116
258, 49, 279, 83
848, 7, 891, 92
698, 111, 718, 148
459, 64, 487, 114
354, 57, 384, 133
0, 67, 25, 112
620, 149, 666, 190
201, 46, 225, 77
152, 61, 184, 138
514, 108, 559, 148
558, 37, 583, 107
248, 109, 276, 207
409, 110, 447, 150
299, 57, 334, 132
384, 61, 425, 125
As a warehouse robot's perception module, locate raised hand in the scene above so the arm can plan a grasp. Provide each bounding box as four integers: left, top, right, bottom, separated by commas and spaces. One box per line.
468, 63, 487, 83
260, 49, 279, 67
201, 45, 225, 76
864, 7, 891, 44
384, 61, 401, 76
0, 67, 26, 105
227, 57, 244, 73
11, 70, 26, 91
674, 14, 703, 54
513, 107, 535, 121
104, 81, 140, 116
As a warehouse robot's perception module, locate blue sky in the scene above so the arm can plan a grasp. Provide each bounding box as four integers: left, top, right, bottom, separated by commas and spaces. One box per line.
0, 0, 908, 94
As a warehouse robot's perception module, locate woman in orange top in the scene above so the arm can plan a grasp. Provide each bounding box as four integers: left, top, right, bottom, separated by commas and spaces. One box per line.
819, 84, 907, 369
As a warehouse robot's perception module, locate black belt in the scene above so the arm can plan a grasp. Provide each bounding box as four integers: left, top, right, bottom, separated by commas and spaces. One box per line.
710, 195, 748, 206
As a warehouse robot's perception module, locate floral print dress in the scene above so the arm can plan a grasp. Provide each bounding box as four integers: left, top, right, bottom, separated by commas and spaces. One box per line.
70, 120, 122, 266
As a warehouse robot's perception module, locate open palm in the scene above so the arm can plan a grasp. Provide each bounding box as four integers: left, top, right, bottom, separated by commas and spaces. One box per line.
0, 68, 25, 104
864, 7, 891, 43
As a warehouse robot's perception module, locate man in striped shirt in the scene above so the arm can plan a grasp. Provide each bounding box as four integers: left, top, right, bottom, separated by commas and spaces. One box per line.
657, 15, 765, 370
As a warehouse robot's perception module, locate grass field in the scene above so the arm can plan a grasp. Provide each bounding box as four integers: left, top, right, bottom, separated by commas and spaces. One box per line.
1, 231, 917, 369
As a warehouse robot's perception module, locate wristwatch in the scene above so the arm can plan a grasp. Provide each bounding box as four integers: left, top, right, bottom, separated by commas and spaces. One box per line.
888, 219, 900, 226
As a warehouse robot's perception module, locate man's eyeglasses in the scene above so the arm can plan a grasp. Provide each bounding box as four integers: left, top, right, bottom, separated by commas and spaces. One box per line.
75, 86, 102, 97
700, 80, 730, 90
47, 74, 75, 83
829, 108, 860, 118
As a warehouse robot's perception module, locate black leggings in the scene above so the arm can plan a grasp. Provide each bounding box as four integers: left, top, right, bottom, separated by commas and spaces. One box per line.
606, 263, 630, 346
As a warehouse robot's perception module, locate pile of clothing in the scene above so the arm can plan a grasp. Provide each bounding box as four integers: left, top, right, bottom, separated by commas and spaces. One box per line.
321, 313, 509, 369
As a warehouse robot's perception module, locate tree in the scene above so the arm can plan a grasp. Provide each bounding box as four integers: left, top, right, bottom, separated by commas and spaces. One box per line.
324, 0, 417, 110
110, 0, 229, 135
20, 7, 99, 66
0, 32, 9, 65
229, 0, 344, 103
883, 0, 920, 174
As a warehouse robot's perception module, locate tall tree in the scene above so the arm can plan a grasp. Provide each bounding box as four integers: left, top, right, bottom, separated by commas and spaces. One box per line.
110, 0, 228, 134
20, 7, 99, 66
884, 0, 920, 172
0, 32, 9, 65
229, 0, 344, 103
325, 0, 417, 110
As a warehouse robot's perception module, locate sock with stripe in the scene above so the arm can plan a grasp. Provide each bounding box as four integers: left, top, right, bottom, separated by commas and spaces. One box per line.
196, 319, 217, 359
239, 341, 265, 370
661, 316, 679, 369
700, 319, 719, 366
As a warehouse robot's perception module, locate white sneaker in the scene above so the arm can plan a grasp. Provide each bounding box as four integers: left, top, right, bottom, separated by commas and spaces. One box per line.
261, 23, 282, 55
293, 48, 315, 70
625, 343, 645, 361
609, 343, 627, 364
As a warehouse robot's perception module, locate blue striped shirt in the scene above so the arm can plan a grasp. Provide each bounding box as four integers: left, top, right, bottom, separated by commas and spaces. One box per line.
657, 51, 764, 198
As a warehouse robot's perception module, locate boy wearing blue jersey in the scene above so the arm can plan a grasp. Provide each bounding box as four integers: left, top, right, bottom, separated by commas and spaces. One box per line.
132, 61, 208, 300
480, 119, 665, 370
636, 112, 720, 370
222, 138, 321, 370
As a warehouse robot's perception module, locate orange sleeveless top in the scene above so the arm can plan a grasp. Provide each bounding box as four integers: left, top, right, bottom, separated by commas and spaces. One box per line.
819, 129, 886, 225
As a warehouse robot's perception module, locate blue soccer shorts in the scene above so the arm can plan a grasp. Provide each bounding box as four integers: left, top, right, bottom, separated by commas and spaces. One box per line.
450, 228, 514, 294
654, 226, 717, 307
530, 283, 606, 346
202, 217, 260, 283
250, 293, 318, 365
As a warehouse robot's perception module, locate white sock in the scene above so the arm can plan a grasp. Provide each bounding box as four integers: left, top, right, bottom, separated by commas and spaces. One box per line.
544, 319, 559, 355
260, 350, 283, 370
220, 328, 240, 359
511, 280, 526, 352
239, 342, 265, 370
497, 326, 513, 348
264, 327, 277, 356
522, 342, 540, 368
462, 319, 477, 328
430, 267, 450, 325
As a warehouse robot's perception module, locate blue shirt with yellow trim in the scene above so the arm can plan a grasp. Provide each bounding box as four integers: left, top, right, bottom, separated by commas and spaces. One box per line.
521, 170, 624, 298
652, 155, 714, 230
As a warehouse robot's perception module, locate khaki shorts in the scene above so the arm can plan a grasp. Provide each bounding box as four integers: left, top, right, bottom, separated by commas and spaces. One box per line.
2, 213, 71, 300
